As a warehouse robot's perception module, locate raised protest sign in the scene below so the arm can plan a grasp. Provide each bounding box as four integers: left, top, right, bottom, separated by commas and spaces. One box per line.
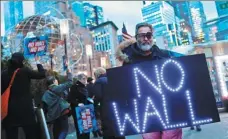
101, 54, 220, 137
24, 36, 48, 58
75, 104, 98, 134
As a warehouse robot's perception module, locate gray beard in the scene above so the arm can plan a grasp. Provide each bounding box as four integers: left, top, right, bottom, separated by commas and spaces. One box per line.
138, 44, 152, 51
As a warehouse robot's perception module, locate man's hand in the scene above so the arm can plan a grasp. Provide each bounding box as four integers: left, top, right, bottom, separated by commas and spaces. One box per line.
34, 55, 41, 64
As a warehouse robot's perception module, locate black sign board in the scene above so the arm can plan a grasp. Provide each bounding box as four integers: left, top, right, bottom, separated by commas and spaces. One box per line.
101, 54, 220, 137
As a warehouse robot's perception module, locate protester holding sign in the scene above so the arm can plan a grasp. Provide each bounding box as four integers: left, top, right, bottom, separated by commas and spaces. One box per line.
68, 73, 90, 139
42, 69, 73, 139
1, 52, 46, 139
116, 22, 184, 139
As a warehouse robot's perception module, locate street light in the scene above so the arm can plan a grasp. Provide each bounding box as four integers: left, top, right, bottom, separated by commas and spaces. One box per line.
86, 44, 93, 77
50, 48, 55, 70
60, 19, 69, 73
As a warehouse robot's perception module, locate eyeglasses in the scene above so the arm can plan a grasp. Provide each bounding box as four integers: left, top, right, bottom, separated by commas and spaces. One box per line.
136, 32, 153, 39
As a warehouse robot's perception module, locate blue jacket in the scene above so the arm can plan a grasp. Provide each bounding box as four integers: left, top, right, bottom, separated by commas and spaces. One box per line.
122, 43, 183, 65
93, 74, 108, 105
42, 73, 73, 122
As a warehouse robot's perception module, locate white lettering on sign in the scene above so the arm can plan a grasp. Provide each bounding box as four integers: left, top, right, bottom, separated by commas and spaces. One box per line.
112, 59, 213, 135
28, 40, 46, 53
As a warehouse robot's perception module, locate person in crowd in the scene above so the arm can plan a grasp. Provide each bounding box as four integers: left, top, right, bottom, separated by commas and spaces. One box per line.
42, 69, 73, 139
93, 67, 124, 139
190, 125, 202, 131
86, 77, 94, 98
68, 73, 90, 139
86, 76, 102, 138
1, 52, 46, 139
92, 67, 110, 138
116, 22, 184, 139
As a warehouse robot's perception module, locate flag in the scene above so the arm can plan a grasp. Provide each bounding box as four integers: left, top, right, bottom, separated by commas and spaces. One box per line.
122, 23, 132, 41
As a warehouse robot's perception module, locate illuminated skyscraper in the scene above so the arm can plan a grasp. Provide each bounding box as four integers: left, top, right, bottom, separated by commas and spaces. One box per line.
189, 1, 207, 43
83, 2, 104, 28
68, 0, 86, 27
4, 1, 23, 32
141, 1, 181, 48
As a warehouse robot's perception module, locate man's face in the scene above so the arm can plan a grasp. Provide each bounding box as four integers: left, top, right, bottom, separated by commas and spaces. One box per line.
79, 76, 87, 85
136, 26, 153, 51
54, 79, 59, 85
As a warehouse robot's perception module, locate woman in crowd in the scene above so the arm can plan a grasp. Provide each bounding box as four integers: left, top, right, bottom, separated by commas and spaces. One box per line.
68, 73, 90, 139
42, 69, 73, 139
1, 52, 46, 139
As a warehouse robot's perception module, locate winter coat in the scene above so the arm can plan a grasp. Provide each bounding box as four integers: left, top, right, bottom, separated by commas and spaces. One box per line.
86, 82, 94, 98
42, 73, 73, 122
1, 64, 46, 127
121, 43, 183, 65
93, 74, 108, 105
116, 40, 184, 139
68, 81, 89, 108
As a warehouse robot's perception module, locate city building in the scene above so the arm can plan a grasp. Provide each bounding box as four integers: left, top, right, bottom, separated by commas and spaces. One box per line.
171, 1, 194, 45
189, 1, 207, 44
83, 2, 104, 28
215, 1, 228, 17
179, 19, 193, 45
34, 1, 55, 15
90, 21, 119, 67
4, 1, 24, 33
34, 0, 69, 18
117, 35, 123, 44
204, 14, 228, 41
141, 1, 181, 49
68, 0, 86, 27
171, 1, 192, 26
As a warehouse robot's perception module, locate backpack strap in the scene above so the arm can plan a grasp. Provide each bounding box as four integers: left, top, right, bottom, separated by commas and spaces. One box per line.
9, 68, 20, 87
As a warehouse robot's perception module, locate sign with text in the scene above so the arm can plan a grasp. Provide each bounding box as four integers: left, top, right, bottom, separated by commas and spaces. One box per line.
24, 36, 48, 58
75, 104, 98, 134
101, 54, 220, 137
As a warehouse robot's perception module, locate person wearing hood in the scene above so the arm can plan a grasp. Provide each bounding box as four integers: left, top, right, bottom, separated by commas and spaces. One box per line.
116, 22, 184, 139
42, 69, 73, 139
68, 73, 90, 139
1, 52, 46, 139
93, 67, 125, 139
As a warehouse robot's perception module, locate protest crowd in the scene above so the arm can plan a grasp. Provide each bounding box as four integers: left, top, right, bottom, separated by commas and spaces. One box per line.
2, 22, 212, 139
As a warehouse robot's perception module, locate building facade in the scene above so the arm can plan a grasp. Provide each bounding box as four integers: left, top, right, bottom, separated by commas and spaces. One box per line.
179, 19, 193, 45
4, 1, 24, 32
215, 1, 228, 17
90, 21, 118, 67
34, 1, 55, 15
189, 1, 207, 44
83, 2, 104, 28
141, 1, 181, 49
68, 0, 86, 27
171, 1, 194, 45
204, 15, 228, 42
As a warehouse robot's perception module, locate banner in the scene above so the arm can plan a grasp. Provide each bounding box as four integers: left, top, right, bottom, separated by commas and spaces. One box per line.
62, 55, 68, 71
24, 36, 48, 58
75, 104, 98, 134
101, 54, 220, 137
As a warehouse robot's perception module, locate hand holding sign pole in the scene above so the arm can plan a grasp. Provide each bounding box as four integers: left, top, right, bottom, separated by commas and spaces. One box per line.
60, 19, 69, 74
